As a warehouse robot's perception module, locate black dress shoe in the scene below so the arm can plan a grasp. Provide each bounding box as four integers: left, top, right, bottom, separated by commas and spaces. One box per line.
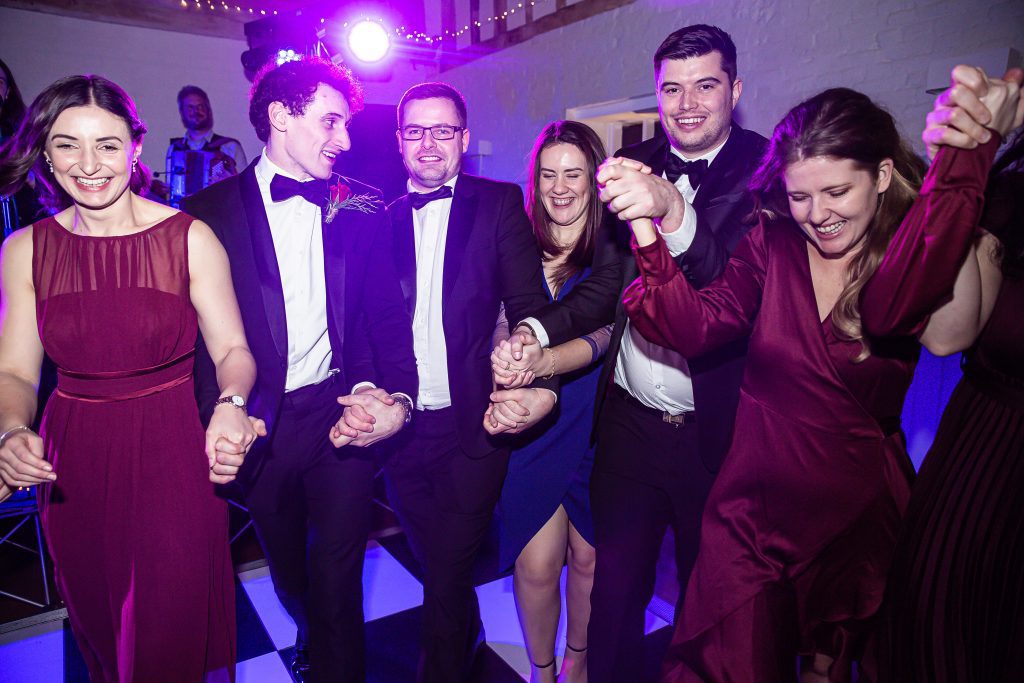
290, 641, 311, 683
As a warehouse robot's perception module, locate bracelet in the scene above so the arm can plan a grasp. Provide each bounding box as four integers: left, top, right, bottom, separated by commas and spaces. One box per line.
0, 425, 32, 449
581, 335, 600, 365
541, 348, 558, 380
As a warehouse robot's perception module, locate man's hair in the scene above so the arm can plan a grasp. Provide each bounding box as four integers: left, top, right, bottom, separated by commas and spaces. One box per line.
248, 56, 364, 142
176, 85, 209, 109
397, 82, 467, 129
654, 24, 738, 84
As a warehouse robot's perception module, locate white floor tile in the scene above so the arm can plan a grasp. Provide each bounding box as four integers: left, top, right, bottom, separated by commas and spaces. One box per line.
363, 543, 423, 621
235, 650, 293, 683
239, 565, 298, 651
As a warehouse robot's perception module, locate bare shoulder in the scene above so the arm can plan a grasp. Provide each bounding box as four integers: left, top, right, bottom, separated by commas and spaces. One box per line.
185, 218, 228, 264
0, 226, 35, 289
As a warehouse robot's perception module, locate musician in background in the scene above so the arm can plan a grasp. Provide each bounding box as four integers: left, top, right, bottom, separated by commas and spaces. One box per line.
164, 85, 247, 205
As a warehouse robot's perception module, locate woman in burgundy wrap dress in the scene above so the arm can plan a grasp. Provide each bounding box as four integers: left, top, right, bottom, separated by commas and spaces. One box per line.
863, 67, 1024, 682
0, 75, 261, 681
614, 86, 1012, 682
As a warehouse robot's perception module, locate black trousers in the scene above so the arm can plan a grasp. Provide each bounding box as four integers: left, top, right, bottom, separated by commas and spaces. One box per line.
382, 407, 510, 683
240, 375, 375, 683
587, 388, 716, 683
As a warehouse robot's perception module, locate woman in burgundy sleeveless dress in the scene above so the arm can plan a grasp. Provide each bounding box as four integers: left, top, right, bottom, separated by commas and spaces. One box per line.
610, 85, 1012, 682
860, 69, 1024, 682
0, 76, 260, 682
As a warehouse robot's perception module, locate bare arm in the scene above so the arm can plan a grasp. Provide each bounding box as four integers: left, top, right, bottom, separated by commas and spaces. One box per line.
0, 229, 52, 494
188, 220, 262, 483
920, 232, 1004, 356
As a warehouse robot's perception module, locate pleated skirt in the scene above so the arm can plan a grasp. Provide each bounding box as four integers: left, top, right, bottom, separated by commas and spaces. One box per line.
878, 371, 1024, 683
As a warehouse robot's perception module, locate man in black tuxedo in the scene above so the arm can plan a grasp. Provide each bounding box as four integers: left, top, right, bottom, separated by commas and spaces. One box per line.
186, 57, 417, 683
354, 82, 558, 682
585, 25, 768, 680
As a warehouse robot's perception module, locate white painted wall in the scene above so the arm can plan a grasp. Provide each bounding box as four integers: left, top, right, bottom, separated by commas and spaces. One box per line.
0, 6, 261, 177
437, 0, 1023, 185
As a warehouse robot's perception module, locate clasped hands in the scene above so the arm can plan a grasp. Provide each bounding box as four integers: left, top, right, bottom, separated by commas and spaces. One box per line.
329, 386, 407, 448
596, 154, 687, 245
485, 327, 556, 435
207, 405, 266, 485
923, 65, 1024, 158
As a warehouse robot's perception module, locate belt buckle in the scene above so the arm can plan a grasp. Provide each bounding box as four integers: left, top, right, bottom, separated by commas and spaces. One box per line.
662, 412, 685, 426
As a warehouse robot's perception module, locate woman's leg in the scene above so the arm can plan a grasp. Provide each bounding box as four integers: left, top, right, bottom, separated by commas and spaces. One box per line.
559, 521, 595, 683
514, 505, 571, 683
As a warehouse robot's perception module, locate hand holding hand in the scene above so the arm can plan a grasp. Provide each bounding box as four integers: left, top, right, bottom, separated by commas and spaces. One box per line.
482, 388, 556, 435
597, 157, 684, 225
0, 428, 53, 490
491, 333, 542, 388
923, 65, 1024, 158
206, 406, 262, 484
331, 388, 405, 447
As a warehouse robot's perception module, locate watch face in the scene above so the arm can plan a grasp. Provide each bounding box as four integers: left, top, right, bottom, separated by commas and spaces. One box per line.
230, 395, 245, 407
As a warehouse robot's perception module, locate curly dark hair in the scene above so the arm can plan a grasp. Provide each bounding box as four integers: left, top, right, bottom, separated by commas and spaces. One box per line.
248, 56, 364, 142
0, 74, 149, 213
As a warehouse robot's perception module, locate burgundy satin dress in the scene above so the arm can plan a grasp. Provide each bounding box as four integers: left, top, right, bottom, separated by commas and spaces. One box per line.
862, 140, 1024, 682
622, 142, 992, 682
33, 213, 236, 682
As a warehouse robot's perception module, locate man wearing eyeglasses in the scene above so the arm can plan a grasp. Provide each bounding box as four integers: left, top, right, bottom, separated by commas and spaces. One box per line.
345, 81, 557, 682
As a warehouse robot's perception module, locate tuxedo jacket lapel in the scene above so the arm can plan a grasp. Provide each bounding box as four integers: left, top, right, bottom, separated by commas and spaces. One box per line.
442, 176, 478, 303
239, 166, 288, 360
321, 194, 347, 356
392, 196, 417, 319
692, 122, 747, 211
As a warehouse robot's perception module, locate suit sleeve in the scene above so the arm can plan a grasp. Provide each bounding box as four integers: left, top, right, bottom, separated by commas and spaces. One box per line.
860, 139, 998, 338
356, 209, 418, 399
528, 212, 624, 346
495, 184, 559, 394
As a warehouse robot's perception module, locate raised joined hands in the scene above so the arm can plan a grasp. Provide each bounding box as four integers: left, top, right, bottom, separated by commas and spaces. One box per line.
923, 65, 1024, 159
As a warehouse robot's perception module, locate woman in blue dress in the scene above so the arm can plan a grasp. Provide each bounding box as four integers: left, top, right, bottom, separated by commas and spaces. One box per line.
491, 120, 613, 683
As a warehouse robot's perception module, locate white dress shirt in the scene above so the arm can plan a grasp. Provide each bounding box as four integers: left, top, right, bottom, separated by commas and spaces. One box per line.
254, 150, 333, 392
410, 177, 459, 409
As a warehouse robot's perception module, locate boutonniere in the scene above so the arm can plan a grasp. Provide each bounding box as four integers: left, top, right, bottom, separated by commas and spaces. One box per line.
324, 179, 383, 223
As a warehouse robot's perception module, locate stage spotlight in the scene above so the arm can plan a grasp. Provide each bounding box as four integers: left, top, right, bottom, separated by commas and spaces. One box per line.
348, 20, 390, 63
276, 48, 302, 65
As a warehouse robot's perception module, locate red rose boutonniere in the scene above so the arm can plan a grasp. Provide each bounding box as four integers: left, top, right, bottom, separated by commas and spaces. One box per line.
324, 178, 382, 223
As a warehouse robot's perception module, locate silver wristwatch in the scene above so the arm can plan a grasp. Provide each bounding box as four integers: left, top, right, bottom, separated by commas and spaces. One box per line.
214, 395, 247, 412
390, 393, 413, 425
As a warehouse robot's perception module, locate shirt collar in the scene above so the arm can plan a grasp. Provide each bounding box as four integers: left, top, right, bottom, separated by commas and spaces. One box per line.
407, 174, 459, 195
184, 129, 214, 145
668, 126, 731, 167
256, 147, 313, 186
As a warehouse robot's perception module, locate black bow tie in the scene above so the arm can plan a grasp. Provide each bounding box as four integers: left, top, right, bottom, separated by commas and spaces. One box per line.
409, 185, 453, 210
664, 155, 709, 190
269, 174, 329, 206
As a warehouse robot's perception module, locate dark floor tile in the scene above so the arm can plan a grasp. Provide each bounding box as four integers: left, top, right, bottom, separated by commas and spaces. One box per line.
62, 619, 89, 683
235, 578, 276, 662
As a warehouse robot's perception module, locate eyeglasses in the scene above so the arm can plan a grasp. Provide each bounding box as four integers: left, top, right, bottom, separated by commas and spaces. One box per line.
399, 125, 465, 141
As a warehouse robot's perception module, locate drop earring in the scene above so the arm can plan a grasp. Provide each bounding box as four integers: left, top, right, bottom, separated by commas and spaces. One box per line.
45, 156, 53, 173
131, 158, 138, 174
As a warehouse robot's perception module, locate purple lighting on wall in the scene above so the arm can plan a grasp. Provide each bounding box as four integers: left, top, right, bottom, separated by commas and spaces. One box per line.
348, 20, 391, 63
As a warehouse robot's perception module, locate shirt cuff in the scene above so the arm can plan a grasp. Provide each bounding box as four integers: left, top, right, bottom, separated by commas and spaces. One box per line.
352, 381, 376, 394
516, 317, 550, 348
658, 199, 697, 257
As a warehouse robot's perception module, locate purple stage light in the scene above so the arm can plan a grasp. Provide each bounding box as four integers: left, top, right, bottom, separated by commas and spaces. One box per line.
348, 20, 390, 63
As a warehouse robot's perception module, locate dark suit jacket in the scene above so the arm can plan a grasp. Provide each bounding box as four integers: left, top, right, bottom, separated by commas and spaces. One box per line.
185, 159, 418, 434
386, 172, 556, 458
589, 125, 767, 472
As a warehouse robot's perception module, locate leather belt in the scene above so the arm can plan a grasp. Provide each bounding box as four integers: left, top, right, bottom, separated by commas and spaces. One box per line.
610, 383, 696, 426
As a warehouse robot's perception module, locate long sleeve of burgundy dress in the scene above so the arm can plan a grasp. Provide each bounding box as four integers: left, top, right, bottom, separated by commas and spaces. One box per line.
622, 142, 994, 682
860, 138, 1000, 337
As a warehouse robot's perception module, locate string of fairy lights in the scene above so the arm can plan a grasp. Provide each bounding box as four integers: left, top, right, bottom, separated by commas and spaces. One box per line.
178, 0, 554, 44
